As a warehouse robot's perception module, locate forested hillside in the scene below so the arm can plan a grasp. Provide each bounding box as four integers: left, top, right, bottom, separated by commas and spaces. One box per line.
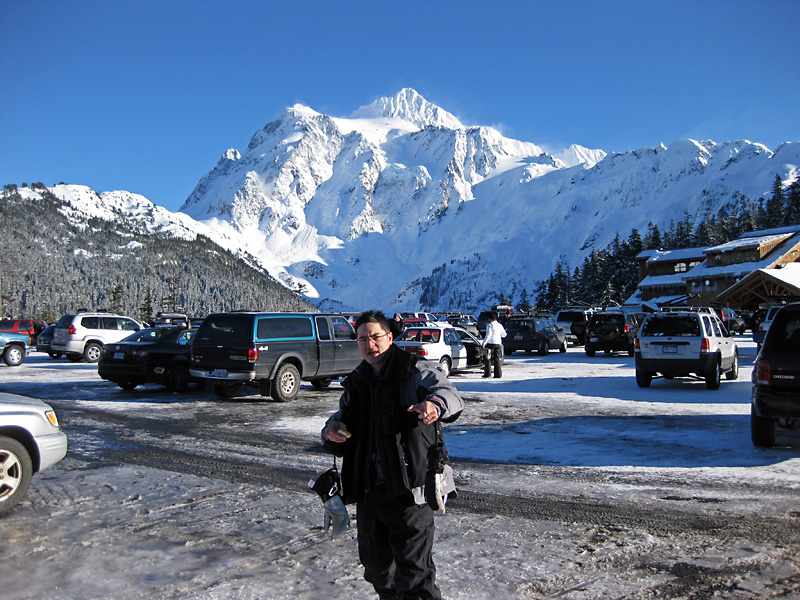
0, 186, 314, 321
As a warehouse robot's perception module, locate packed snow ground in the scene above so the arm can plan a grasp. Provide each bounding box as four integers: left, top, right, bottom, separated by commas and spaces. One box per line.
1, 336, 799, 599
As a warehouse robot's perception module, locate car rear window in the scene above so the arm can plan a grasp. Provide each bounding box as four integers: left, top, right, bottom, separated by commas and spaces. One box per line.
766, 311, 800, 350
556, 311, 586, 322
56, 315, 74, 327
641, 315, 701, 337
398, 329, 441, 343
506, 319, 535, 332
196, 315, 253, 345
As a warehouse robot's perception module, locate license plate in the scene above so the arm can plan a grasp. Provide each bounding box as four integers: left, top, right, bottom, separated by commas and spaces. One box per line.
114, 352, 125, 360
662, 345, 677, 354
589, 336, 598, 342
211, 369, 228, 377
514, 334, 523, 340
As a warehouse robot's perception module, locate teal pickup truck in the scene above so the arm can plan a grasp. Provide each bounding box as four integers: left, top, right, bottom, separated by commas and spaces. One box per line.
190, 312, 361, 401
1, 330, 30, 366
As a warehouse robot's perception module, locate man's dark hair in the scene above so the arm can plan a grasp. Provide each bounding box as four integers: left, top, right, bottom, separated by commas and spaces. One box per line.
354, 310, 391, 332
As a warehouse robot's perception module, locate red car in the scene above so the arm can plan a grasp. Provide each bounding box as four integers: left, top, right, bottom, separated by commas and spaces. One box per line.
0, 319, 48, 346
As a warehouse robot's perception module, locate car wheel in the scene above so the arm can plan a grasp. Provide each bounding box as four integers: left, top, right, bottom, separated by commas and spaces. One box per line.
705, 358, 722, 390
585, 345, 596, 357
635, 369, 652, 388
83, 342, 102, 363
538, 341, 548, 356
751, 407, 776, 448
725, 352, 739, 380
66, 353, 82, 363
271, 362, 300, 402
3, 345, 25, 367
214, 381, 243, 398
438, 356, 452, 377
310, 378, 332, 390
166, 364, 191, 393
117, 382, 138, 391
627, 346, 635, 358
559, 340, 567, 353
0, 435, 33, 515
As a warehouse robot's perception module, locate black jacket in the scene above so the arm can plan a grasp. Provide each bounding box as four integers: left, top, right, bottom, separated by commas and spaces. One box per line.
322, 345, 463, 504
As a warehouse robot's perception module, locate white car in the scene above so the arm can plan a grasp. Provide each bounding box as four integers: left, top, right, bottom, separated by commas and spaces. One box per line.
395, 326, 474, 376
0, 392, 68, 515
51, 312, 143, 363
634, 309, 739, 390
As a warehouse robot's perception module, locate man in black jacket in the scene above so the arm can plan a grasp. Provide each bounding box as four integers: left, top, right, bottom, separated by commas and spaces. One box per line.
322, 310, 464, 600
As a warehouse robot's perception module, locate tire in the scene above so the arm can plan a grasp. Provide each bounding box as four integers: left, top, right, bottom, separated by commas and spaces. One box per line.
585, 345, 596, 357
214, 381, 243, 398
66, 353, 82, 363
166, 364, 191, 393
751, 406, 776, 448
725, 352, 739, 380
504, 348, 513, 356
271, 362, 300, 402
0, 435, 33, 515
48, 352, 62, 359
3, 345, 25, 367
559, 339, 568, 353
597, 324, 621, 343
538, 341, 548, 356
627, 346, 635, 358
438, 357, 452, 377
83, 342, 102, 363
705, 357, 722, 390
117, 382, 138, 391
635, 369, 652, 388
310, 378, 332, 390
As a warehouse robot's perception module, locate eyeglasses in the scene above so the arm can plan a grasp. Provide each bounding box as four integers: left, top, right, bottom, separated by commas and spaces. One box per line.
357, 332, 390, 344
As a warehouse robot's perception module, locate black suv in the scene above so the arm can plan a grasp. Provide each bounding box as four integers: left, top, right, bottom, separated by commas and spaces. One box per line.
584, 312, 641, 357
504, 316, 567, 355
751, 303, 800, 447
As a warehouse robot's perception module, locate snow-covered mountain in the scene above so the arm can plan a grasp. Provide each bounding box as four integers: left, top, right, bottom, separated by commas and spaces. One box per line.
176, 88, 799, 312
39, 89, 799, 313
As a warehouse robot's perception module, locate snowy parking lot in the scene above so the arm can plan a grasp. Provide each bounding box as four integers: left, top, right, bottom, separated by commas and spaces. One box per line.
1, 336, 799, 599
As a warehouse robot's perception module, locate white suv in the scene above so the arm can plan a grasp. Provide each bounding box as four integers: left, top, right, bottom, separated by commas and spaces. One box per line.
634, 309, 739, 390
52, 312, 143, 363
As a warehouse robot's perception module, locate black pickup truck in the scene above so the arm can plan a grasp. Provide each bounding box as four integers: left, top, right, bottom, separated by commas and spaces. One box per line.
190, 312, 361, 401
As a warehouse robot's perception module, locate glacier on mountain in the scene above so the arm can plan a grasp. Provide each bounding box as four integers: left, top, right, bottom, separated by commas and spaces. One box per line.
43, 89, 798, 313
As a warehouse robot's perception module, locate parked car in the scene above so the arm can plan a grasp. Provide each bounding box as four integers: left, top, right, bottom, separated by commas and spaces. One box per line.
719, 308, 747, 335
503, 316, 567, 355
584, 312, 641, 357
0, 330, 29, 366
98, 326, 198, 392
51, 312, 144, 363
35, 324, 60, 358
554, 309, 594, 346
0, 319, 48, 346
394, 326, 473, 376
191, 312, 361, 401
634, 309, 738, 390
753, 305, 784, 350
0, 392, 68, 515
750, 303, 800, 448
446, 314, 479, 336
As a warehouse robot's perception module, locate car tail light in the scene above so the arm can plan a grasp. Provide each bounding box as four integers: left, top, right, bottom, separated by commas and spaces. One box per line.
755, 359, 771, 386
624, 324, 631, 334
68, 324, 76, 334
635, 338, 640, 350
248, 346, 258, 362
700, 338, 711, 352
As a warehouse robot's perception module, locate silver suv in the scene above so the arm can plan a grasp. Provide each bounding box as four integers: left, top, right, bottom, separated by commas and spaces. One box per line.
635, 308, 739, 390
52, 312, 143, 363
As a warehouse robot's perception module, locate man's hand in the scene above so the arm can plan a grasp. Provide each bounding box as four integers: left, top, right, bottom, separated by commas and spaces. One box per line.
323, 420, 351, 443
408, 400, 440, 425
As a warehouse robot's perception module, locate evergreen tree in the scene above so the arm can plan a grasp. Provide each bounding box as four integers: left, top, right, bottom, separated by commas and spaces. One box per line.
764, 174, 785, 228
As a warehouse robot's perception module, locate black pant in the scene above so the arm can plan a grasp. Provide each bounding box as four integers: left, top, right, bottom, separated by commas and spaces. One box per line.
357, 487, 441, 600
483, 344, 503, 378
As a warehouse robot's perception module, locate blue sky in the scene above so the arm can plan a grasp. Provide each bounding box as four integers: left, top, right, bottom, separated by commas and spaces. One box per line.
2, 1, 798, 213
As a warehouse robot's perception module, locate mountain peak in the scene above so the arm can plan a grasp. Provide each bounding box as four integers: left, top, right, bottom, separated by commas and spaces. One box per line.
350, 88, 464, 130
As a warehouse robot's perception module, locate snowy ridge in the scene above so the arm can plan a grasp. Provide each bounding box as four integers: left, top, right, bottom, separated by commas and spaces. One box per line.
39, 89, 800, 312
